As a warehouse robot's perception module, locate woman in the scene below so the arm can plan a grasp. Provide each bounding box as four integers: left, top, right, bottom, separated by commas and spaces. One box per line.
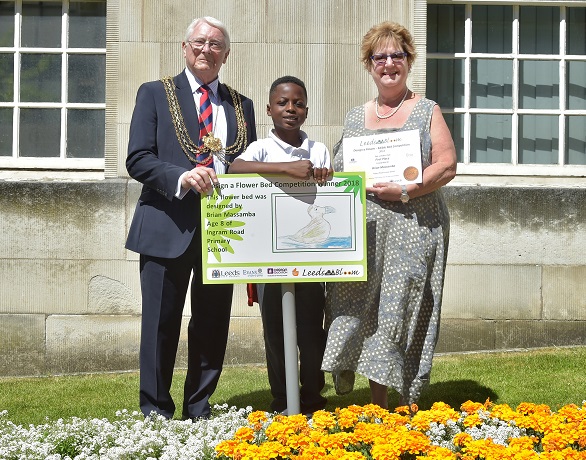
322, 22, 457, 409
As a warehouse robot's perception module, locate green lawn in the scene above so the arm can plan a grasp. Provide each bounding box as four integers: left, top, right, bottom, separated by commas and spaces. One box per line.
1, 346, 584, 426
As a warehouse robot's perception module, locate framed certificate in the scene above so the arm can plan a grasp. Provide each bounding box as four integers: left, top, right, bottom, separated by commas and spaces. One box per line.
342, 129, 422, 187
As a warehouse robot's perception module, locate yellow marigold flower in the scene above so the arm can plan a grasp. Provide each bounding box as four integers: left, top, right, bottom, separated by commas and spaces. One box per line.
422, 445, 459, 459
311, 410, 337, 432
508, 436, 539, 452
461, 438, 508, 459
379, 411, 410, 428
490, 403, 517, 420
297, 444, 328, 459
370, 443, 401, 460
403, 430, 432, 454
330, 448, 368, 459
360, 403, 391, 419
453, 432, 473, 447
318, 431, 359, 450
234, 426, 255, 442
336, 406, 362, 429
237, 440, 290, 459
540, 448, 586, 460
309, 429, 326, 444
283, 433, 312, 451
462, 413, 483, 427
410, 402, 459, 430
247, 410, 268, 426
370, 443, 402, 460
394, 405, 413, 416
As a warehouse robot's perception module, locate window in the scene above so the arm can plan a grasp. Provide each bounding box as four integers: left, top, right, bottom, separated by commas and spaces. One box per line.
0, 0, 106, 169
427, 3, 586, 176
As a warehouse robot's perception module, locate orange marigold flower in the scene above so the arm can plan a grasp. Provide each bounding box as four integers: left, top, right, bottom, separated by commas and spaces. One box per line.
215, 439, 240, 457
247, 410, 268, 426
394, 405, 411, 416
233, 426, 255, 442
517, 402, 552, 416
353, 421, 396, 444
410, 402, 459, 430
453, 432, 473, 447
461, 400, 486, 414
542, 432, 572, 451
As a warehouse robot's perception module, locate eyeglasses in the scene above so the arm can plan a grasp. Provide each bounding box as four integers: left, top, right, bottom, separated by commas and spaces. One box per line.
370, 52, 408, 66
187, 39, 225, 52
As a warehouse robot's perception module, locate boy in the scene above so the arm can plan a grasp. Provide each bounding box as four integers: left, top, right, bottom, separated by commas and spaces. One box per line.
229, 76, 331, 415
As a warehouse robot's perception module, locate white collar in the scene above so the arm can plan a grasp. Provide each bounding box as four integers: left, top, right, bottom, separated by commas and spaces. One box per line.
268, 129, 309, 151
184, 68, 220, 97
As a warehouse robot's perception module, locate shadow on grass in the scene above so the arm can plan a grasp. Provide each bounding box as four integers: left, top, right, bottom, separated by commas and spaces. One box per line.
224, 379, 498, 413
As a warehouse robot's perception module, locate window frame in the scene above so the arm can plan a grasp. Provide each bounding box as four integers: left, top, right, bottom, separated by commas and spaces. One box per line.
426, 0, 586, 177
0, 0, 106, 171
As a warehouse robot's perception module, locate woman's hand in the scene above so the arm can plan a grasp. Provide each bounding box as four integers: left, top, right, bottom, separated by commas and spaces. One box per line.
366, 182, 403, 201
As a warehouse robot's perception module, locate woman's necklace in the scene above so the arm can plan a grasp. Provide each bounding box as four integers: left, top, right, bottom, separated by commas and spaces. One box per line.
375, 88, 409, 122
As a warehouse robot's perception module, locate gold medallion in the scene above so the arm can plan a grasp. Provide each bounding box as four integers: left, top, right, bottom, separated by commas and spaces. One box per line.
203, 134, 223, 152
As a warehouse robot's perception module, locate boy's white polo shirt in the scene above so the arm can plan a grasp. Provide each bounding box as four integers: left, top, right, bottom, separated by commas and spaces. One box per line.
237, 129, 331, 168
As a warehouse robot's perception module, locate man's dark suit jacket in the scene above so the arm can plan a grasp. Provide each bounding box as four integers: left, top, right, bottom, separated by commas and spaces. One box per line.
125, 71, 257, 258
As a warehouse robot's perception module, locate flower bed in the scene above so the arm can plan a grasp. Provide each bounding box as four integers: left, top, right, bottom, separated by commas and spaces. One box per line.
216, 401, 586, 459
0, 401, 585, 459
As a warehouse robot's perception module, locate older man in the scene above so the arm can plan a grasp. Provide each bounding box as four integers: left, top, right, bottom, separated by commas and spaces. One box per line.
126, 16, 256, 420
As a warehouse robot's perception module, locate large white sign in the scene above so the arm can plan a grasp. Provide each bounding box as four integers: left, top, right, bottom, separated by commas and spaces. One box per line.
200, 173, 367, 284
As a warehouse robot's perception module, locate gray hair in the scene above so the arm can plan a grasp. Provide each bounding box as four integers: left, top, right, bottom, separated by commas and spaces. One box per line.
185, 16, 230, 49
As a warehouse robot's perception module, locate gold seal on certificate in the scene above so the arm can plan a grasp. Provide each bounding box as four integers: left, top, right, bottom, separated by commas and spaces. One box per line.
403, 166, 419, 181
342, 129, 422, 186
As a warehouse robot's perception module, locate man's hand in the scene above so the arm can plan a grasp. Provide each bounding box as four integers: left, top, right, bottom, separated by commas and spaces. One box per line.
181, 166, 218, 194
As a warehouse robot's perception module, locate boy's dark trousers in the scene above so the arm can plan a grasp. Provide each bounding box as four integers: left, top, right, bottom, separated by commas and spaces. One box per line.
259, 282, 327, 414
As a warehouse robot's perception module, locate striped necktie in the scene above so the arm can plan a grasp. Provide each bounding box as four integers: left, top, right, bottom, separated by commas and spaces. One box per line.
197, 84, 213, 167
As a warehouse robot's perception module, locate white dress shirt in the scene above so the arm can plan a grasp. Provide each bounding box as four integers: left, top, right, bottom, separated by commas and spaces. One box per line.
238, 129, 331, 169
177, 68, 230, 197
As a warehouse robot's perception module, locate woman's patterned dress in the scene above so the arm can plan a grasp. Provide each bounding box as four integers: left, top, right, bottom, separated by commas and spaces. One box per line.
321, 98, 450, 404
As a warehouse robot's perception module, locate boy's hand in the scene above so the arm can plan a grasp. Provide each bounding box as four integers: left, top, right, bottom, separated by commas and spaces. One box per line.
313, 167, 332, 185
286, 160, 314, 179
